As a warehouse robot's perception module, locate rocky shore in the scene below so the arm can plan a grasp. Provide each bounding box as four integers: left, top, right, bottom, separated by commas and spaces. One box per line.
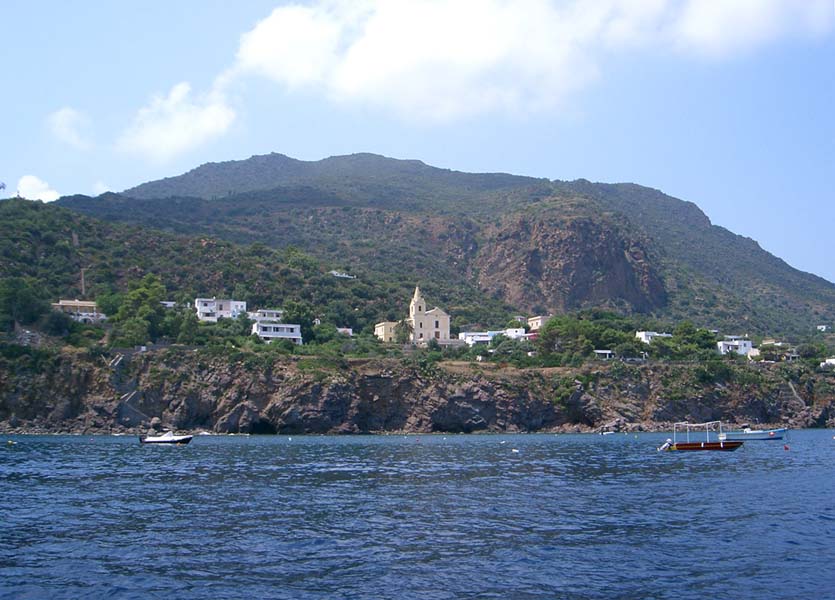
2, 346, 834, 435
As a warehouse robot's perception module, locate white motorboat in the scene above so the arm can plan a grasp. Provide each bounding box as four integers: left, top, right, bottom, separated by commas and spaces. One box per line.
722, 427, 786, 441
139, 431, 193, 445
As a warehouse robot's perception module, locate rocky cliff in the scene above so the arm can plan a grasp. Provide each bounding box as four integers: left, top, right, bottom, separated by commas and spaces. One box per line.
474, 210, 666, 314
2, 347, 833, 434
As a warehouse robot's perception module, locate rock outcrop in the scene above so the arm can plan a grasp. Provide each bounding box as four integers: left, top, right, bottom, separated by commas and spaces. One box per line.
474, 211, 667, 315
2, 347, 834, 435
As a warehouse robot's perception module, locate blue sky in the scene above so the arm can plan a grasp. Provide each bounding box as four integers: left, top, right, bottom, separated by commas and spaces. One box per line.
2, 1, 833, 282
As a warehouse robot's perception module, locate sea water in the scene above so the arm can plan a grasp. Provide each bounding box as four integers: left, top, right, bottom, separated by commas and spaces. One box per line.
1, 430, 834, 599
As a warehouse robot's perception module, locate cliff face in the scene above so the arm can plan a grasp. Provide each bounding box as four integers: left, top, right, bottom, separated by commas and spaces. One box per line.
474, 212, 666, 314
1, 348, 833, 434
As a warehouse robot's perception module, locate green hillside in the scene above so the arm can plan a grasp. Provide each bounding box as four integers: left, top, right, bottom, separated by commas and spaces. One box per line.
52, 152, 835, 336
0, 198, 514, 333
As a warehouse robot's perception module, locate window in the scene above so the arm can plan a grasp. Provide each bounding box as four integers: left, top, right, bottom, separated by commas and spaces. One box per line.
419, 321, 423, 329
418, 305, 422, 312
435, 320, 439, 328
419, 333, 423, 339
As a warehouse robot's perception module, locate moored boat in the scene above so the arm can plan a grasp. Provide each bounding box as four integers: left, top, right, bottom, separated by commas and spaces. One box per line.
723, 427, 786, 441
139, 431, 193, 445
657, 421, 743, 452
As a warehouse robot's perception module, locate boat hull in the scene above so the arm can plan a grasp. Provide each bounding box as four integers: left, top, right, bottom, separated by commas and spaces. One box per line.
724, 428, 786, 441
668, 441, 743, 451
139, 436, 193, 445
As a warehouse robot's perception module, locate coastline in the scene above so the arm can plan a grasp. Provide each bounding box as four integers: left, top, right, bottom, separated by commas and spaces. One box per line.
2, 347, 832, 436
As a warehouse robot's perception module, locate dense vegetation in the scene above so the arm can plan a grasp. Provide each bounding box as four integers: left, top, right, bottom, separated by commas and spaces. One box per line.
54, 152, 835, 336
0, 198, 514, 337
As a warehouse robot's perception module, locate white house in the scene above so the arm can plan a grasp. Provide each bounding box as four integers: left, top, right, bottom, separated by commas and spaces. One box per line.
717, 336, 754, 356
594, 349, 615, 360
636, 331, 673, 344
194, 297, 247, 322
458, 328, 528, 347
503, 328, 527, 340
51, 299, 107, 324
336, 327, 353, 337
329, 270, 357, 279
252, 321, 303, 345
459, 331, 493, 346
817, 325, 829, 332
248, 309, 283, 322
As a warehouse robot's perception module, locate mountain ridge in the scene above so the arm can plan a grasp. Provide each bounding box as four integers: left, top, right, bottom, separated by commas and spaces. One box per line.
53, 151, 835, 336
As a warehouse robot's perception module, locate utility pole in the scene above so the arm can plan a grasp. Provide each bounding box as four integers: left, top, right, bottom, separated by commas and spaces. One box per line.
81, 267, 90, 298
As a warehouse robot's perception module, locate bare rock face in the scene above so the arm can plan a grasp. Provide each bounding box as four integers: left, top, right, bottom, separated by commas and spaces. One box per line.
474, 212, 667, 314
2, 350, 834, 434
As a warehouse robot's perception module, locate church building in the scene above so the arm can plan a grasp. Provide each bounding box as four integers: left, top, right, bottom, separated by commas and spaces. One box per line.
374, 286, 452, 345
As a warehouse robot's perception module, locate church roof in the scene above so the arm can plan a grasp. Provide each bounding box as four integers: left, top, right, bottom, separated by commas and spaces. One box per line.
425, 307, 448, 316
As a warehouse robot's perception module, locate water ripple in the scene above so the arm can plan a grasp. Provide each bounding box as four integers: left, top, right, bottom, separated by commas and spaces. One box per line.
1, 431, 834, 599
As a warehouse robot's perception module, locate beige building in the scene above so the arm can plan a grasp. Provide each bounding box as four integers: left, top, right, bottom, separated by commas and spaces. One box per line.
407, 287, 451, 345
527, 315, 552, 332
51, 299, 107, 324
374, 321, 398, 343
375, 287, 454, 346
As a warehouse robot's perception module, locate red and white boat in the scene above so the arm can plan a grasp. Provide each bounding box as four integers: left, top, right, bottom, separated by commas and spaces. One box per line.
657, 421, 743, 452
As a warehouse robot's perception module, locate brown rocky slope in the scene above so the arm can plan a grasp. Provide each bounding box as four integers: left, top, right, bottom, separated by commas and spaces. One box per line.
2, 347, 833, 434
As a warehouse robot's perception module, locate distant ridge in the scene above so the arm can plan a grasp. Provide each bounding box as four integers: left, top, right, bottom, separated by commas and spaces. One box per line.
124, 152, 544, 202
52, 151, 835, 335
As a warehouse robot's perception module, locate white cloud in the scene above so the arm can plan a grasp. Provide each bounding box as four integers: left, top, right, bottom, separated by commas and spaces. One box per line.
92, 181, 110, 195
228, 0, 833, 120
114, 0, 832, 156
47, 107, 91, 150
18, 175, 60, 202
117, 82, 235, 162
673, 0, 834, 57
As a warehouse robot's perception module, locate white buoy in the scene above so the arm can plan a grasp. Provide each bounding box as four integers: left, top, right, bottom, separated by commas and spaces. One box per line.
511, 448, 519, 453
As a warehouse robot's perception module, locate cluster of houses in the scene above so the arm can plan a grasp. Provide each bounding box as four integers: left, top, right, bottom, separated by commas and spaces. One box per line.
193, 298, 303, 345
47, 291, 835, 366
373, 287, 552, 348
634, 330, 803, 362
50, 297, 305, 345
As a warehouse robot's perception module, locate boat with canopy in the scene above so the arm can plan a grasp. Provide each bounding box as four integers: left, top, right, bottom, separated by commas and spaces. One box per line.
657, 420, 743, 452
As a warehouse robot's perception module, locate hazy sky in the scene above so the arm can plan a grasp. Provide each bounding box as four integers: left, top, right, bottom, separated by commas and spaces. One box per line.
2, 1, 833, 282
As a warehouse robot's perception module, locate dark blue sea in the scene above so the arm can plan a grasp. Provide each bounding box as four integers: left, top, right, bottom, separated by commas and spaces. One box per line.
1, 430, 834, 599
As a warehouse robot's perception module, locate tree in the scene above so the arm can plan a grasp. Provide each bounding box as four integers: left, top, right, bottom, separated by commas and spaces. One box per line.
282, 300, 316, 342
394, 319, 413, 344
42, 311, 74, 337
796, 343, 824, 360
113, 317, 151, 347
115, 274, 166, 340
95, 291, 123, 318
177, 311, 199, 344
312, 323, 339, 344
505, 318, 527, 331
0, 277, 49, 330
